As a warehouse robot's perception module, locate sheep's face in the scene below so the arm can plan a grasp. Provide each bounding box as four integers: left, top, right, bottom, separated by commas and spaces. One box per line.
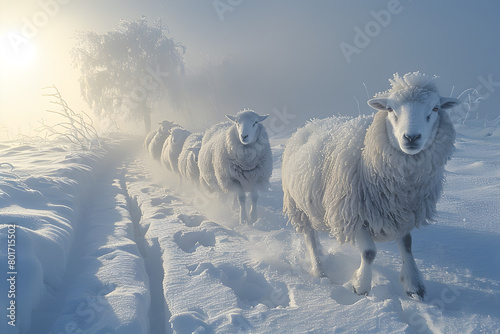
169, 128, 186, 146
226, 111, 269, 145
368, 92, 459, 155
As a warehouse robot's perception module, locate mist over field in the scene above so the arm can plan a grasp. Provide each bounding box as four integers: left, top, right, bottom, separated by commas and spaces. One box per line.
0, 1, 499, 334
1, 0, 499, 135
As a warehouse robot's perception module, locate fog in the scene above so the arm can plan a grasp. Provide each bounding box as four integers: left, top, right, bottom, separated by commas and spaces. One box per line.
1, 0, 499, 136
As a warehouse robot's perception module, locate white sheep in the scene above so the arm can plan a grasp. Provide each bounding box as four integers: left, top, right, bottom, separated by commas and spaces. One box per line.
148, 120, 177, 161
144, 130, 156, 150
198, 110, 272, 224
177, 132, 203, 187
161, 126, 191, 174
282, 72, 460, 300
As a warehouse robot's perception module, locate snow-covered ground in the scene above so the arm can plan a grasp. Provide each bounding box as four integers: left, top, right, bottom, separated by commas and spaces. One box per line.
0, 124, 499, 334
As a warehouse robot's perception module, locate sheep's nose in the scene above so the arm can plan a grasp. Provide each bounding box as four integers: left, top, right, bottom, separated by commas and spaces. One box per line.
241, 134, 249, 140
404, 133, 421, 142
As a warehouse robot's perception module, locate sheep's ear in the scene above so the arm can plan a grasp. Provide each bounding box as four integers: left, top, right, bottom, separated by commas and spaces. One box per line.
258, 114, 269, 122
226, 115, 237, 123
439, 97, 461, 110
367, 98, 390, 111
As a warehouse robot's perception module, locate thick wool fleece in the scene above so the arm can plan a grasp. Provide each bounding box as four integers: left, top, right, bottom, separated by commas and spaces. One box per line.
161, 127, 191, 173
198, 122, 272, 194
283, 110, 455, 244
178, 132, 203, 184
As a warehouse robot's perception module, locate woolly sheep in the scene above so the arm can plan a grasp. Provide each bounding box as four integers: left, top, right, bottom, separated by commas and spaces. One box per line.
198, 110, 273, 224
144, 130, 156, 150
148, 120, 177, 161
177, 132, 203, 187
282, 72, 460, 300
160, 126, 191, 174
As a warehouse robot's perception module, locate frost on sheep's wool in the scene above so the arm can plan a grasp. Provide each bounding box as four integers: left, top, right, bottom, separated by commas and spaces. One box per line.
199, 121, 272, 194
283, 110, 455, 244
178, 133, 203, 183
149, 130, 170, 160
374, 72, 440, 99
224, 123, 272, 191
161, 127, 191, 173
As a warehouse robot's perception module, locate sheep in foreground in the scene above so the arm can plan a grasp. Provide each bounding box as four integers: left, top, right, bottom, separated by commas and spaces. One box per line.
282, 72, 460, 300
148, 120, 177, 161
198, 110, 272, 224
161, 126, 191, 175
177, 132, 203, 187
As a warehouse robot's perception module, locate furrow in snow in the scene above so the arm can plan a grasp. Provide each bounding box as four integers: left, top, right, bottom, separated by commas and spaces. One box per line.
120, 159, 172, 334
37, 160, 151, 334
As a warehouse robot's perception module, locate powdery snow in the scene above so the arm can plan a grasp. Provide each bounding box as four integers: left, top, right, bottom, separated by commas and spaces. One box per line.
0, 125, 499, 333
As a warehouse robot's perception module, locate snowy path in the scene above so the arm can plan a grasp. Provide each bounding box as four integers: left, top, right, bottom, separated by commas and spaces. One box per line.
1, 130, 499, 333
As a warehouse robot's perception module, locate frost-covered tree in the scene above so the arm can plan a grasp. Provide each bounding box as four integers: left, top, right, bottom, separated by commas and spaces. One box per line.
71, 17, 185, 132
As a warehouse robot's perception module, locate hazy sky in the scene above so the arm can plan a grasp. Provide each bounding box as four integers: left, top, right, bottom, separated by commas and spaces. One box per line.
1, 0, 499, 135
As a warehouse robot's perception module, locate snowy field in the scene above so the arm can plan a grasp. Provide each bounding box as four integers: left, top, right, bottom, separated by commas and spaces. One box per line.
0, 123, 499, 334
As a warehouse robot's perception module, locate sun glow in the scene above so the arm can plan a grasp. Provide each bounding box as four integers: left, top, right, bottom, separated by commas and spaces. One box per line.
0, 31, 38, 69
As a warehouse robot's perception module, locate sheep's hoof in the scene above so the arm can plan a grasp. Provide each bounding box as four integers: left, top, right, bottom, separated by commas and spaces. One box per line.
406, 284, 426, 301
352, 286, 369, 296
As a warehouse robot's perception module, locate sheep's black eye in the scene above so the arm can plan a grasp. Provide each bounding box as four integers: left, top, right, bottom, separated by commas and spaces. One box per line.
432, 106, 439, 112
387, 107, 393, 112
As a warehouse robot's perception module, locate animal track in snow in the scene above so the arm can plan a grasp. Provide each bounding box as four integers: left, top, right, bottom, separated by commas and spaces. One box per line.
188, 263, 290, 308
151, 207, 174, 219
150, 195, 176, 206
173, 230, 216, 253
177, 213, 205, 227
170, 309, 210, 334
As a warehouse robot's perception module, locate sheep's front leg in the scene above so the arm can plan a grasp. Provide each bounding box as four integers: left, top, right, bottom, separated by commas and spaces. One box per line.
249, 187, 259, 224
397, 233, 426, 300
352, 226, 376, 296
235, 183, 248, 224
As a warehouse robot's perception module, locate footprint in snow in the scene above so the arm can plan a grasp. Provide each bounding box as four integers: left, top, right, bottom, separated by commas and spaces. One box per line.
177, 213, 206, 227
170, 309, 210, 334
173, 230, 216, 253
150, 195, 176, 206
189, 264, 290, 308
150, 207, 174, 219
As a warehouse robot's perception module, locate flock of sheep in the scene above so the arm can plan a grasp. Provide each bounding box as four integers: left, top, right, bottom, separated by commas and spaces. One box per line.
143, 72, 460, 301
145, 109, 272, 225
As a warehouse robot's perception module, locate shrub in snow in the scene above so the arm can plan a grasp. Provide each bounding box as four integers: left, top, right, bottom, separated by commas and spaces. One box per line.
198, 110, 272, 224
161, 126, 191, 175
177, 132, 203, 187
282, 72, 460, 300
39, 85, 101, 150
148, 120, 177, 161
